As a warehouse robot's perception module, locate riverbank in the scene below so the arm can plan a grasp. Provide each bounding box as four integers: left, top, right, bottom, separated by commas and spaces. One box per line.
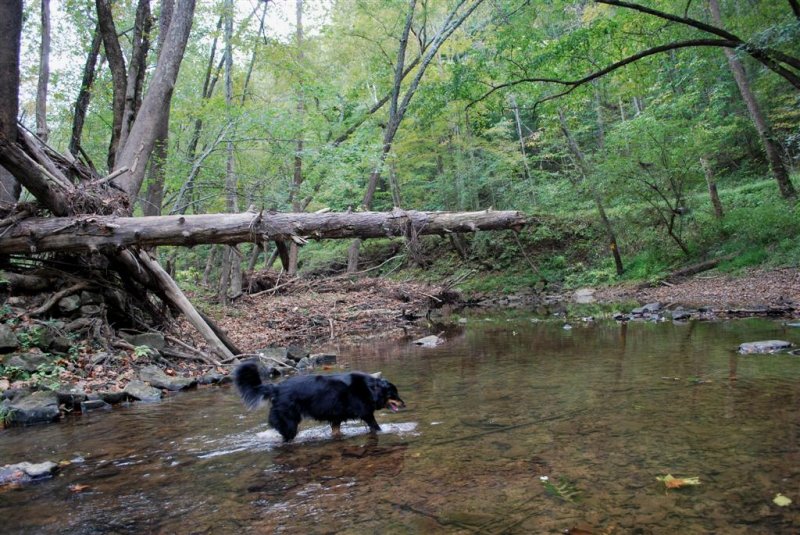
1, 266, 798, 426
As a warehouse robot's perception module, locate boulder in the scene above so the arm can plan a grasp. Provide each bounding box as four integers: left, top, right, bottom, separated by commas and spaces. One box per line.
120, 332, 166, 351
123, 380, 162, 402
0, 324, 18, 352
309, 353, 337, 366
738, 340, 793, 354
95, 391, 127, 404
54, 386, 87, 409
1, 391, 61, 425
58, 295, 82, 313
0, 461, 58, 486
138, 365, 196, 391
286, 344, 310, 362
5, 352, 52, 373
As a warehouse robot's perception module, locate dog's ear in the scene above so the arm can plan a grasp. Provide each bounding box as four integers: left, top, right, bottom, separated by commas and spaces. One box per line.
368, 378, 389, 406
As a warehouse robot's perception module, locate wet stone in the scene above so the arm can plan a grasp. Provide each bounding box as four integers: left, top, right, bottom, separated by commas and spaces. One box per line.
738, 340, 793, 354
123, 380, 162, 402
1, 391, 61, 425
412, 335, 444, 347
81, 399, 111, 412
139, 365, 196, 391
0, 461, 58, 486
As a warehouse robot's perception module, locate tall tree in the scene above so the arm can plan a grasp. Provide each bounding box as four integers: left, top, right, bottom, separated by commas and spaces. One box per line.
348, 0, 487, 271
36, 0, 51, 142
0, 0, 22, 214
708, 0, 796, 200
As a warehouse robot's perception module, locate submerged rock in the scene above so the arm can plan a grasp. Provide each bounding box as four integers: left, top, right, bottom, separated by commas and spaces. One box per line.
738, 340, 793, 354
0, 461, 58, 486
412, 335, 444, 347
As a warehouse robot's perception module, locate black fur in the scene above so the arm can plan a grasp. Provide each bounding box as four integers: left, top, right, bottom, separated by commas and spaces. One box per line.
234, 361, 405, 442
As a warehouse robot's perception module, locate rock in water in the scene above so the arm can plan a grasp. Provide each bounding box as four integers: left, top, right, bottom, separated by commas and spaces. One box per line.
738, 340, 793, 354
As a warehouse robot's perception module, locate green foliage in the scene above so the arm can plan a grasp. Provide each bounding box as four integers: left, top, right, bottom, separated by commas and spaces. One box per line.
540, 476, 581, 503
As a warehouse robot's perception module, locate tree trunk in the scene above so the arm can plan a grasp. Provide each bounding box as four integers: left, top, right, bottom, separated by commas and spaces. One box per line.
288, 0, 305, 276
69, 22, 102, 160
95, 0, 128, 170
0, 0, 22, 214
709, 0, 796, 200
112, 0, 196, 201
558, 110, 624, 275
700, 157, 724, 219
36, 0, 51, 142
118, 0, 152, 153
0, 209, 528, 255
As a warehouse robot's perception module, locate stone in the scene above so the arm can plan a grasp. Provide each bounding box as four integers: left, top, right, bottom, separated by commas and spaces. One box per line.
0, 461, 58, 486
738, 340, 793, 354
5, 352, 52, 373
120, 332, 166, 351
58, 295, 82, 313
2, 391, 61, 425
80, 291, 103, 305
0, 324, 19, 352
81, 399, 111, 412
296, 357, 311, 370
79, 304, 103, 317
309, 353, 337, 366
286, 344, 310, 362
138, 365, 196, 391
123, 380, 162, 402
96, 391, 127, 404
54, 386, 86, 408
573, 288, 596, 304
413, 335, 444, 347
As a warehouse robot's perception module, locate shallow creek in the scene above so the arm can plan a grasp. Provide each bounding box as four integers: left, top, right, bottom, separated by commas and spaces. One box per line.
1, 315, 799, 534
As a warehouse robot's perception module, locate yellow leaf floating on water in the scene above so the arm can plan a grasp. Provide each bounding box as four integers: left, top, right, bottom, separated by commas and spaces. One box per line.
773, 493, 792, 507
657, 474, 701, 489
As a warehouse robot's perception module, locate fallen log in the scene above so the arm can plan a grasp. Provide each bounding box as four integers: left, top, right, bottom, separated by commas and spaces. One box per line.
0, 208, 527, 255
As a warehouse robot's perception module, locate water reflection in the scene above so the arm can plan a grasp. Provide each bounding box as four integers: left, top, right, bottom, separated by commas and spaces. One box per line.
1, 317, 799, 533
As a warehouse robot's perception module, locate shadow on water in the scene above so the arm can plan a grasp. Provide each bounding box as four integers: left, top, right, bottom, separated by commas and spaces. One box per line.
1, 316, 800, 533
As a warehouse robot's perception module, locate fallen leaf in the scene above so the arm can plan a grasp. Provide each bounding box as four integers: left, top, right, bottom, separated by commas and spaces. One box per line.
657, 474, 701, 489
773, 493, 792, 507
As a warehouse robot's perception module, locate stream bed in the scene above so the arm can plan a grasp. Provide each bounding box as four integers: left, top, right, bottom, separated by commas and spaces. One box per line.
1, 315, 799, 534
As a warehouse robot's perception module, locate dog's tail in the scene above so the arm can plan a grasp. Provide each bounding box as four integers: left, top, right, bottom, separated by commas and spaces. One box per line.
233, 361, 275, 409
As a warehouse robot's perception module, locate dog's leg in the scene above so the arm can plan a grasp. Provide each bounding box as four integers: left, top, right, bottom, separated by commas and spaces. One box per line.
362, 414, 381, 434
331, 422, 342, 439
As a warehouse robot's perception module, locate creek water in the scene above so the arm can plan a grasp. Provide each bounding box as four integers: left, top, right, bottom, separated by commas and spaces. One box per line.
1, 315, 800, 534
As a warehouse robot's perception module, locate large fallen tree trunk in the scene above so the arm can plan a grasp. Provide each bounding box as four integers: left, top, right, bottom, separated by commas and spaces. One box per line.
0, 208, 527, 255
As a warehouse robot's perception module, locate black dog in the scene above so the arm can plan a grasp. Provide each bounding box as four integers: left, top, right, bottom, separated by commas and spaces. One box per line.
234, 361, 405, 442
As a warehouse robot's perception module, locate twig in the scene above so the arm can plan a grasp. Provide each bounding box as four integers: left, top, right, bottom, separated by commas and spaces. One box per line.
165, 334, 221, 366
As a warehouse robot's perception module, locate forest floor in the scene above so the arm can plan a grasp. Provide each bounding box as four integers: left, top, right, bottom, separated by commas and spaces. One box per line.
591, 266, 800, 310
208, 266, 800, 353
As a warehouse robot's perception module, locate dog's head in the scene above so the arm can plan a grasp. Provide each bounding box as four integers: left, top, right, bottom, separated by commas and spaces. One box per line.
370, 378, 405, 412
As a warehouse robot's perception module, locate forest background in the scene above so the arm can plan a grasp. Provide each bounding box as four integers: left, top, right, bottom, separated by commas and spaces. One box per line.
10, 0, 800, 299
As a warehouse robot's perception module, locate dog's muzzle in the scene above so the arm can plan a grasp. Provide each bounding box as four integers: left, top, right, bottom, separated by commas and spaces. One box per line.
386, 398, 405, 412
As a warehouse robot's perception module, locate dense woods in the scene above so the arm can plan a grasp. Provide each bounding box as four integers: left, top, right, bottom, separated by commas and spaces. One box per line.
0, 0, 798, 358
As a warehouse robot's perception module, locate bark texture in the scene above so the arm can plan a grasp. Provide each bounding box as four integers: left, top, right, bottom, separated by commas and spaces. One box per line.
0, 209, 527, 255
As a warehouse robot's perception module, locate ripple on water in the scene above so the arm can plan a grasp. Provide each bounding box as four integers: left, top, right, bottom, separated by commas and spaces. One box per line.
193, 421, 419, 459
